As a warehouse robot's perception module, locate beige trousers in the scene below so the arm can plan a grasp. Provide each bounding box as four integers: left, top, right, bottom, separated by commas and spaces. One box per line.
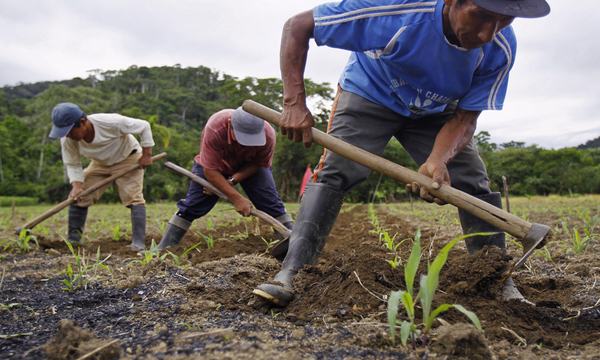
77, 152, 146, 207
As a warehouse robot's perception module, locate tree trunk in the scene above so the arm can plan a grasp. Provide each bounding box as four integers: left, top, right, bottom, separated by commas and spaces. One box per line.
37, 133, 46, 179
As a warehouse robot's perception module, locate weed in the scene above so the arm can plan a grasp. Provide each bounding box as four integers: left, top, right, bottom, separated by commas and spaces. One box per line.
387, 229, 482, 348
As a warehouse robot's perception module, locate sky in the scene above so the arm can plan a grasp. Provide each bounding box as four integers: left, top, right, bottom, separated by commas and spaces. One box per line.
0, 0, 598, 149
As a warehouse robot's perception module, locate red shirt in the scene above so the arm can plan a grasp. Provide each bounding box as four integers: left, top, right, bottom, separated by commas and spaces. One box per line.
195, 109, 276, 176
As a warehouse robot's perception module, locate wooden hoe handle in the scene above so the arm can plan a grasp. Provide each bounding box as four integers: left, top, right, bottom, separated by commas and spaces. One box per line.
163, 161, 291, 236
242, 100, 550, 254
16, 152, 167, 233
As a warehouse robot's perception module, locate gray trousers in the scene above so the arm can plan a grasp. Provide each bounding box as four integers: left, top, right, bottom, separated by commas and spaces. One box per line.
314, 89, 492, 196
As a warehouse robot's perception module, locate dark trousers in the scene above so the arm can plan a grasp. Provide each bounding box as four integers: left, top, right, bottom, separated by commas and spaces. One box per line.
176, 161, 288, 222
314, 89, 492, 196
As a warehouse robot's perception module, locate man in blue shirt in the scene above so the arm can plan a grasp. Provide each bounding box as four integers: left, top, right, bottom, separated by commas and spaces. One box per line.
254, 0, 550, 307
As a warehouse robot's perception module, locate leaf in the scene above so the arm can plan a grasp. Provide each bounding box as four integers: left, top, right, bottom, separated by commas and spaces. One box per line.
400, 321, 412, 347
387, 290, 402, 343
453, 304, 483, 331
404, 228, 421, 296
425, 304, 453, 331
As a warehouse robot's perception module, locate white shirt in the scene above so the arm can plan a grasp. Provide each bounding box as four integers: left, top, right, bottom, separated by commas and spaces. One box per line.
61, 113, 155, 183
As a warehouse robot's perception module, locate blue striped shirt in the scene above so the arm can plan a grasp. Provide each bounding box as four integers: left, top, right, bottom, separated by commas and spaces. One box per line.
313, 0, 516, 118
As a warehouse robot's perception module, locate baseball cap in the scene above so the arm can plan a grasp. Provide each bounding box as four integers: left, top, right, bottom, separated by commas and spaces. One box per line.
49, 102, 84, 139
231, 107, 266, 146
470, 0, 550, 18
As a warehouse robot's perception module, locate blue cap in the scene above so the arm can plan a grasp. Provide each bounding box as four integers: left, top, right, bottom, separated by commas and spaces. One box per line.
49, 103, 84, 139
231, 107, 266, 146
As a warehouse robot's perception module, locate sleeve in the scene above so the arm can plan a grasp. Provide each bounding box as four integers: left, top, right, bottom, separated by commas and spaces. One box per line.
458, 28, 517, 111
197, 128, 225, 170
116, 114, 155, 147
61, 138, 84, 183
313, 0, 415, 52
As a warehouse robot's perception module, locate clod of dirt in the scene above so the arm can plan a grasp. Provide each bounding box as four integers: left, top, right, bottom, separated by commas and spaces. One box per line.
44, 319, 119, 360
432, 323, 492, 360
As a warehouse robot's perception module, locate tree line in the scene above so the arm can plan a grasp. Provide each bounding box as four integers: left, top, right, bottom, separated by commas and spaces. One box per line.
1, 65, 599, 205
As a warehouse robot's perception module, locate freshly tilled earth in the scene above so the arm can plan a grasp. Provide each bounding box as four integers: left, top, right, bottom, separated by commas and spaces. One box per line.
1, 200, 599, 359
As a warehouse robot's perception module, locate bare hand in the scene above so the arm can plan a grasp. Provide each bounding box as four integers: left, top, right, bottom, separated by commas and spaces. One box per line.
280, 103, 314, 148
139, 153, 153, 169
69, 182, 84, 202
203, 187, 216, 196
233, 197, 253, 217
406, 161, 450, 205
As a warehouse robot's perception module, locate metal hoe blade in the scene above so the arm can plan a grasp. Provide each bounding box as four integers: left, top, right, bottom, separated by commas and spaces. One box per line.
501, 223, 551, 282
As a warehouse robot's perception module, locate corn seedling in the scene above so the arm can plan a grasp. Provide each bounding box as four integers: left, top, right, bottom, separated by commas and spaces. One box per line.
388, 229, 482, 348
176, 322, 202, 330
0, 228, 39, 253
574, 208, 600, 232
560, 221, 593, 254
168, 241, 203, 267
534, 245, 554, 262
109, 223, 129, 241
128, 240, 168, 266
261, 237, 280, 250
155, 220, 168, 236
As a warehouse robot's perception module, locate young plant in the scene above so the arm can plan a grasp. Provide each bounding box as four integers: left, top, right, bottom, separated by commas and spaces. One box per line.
168, 241, 203, 267
128, 240, 168, 266
560, 221, 593, 254
388, 229, 482, 348
0, 228, 39, 253
155, 219, 168, 236
109, 224, 126, 241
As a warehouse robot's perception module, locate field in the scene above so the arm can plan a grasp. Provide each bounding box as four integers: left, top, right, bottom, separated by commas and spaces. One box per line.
1, 195, 599, 359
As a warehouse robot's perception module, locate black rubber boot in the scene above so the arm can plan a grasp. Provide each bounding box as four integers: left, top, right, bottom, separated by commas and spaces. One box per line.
253, 183, 345, 306
458, 192, 506, 255
458, 192, 533, 305
66, 205, 88, 244
128, 205, 147, 250
156, 214, 192, 251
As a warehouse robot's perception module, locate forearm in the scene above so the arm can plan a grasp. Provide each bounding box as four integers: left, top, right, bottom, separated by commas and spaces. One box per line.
230, 163, 261, 183
428, 108, 479, 165
281, 10, 314, 107
204, 168, 244, 202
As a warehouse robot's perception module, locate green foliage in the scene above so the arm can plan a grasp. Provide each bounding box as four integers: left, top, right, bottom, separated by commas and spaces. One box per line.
560, 221, 593, 254
0, 196, 39, 206
53, 241, 112, 292
388, 229, 482, 348
0, 228, 39, 253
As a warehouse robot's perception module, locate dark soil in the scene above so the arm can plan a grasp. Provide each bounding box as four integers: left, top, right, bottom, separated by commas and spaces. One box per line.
1, 201, 600, 359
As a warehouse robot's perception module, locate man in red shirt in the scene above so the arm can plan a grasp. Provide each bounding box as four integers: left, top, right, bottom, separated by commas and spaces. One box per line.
156, 107, 293, 250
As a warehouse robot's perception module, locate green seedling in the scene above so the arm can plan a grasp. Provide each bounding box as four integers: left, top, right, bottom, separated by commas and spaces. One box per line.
168, 241, 203, 267
128, 240, 168, 266
388, 229, 482, 348
560, 221, 593, 254
199, 233, 215, 249
155, 220, 168, 236
261, 237, 280, 250
534, 246, 553, 262
176, 322, 202, 330
109, 224, 127, 241
0, 228, 39, 253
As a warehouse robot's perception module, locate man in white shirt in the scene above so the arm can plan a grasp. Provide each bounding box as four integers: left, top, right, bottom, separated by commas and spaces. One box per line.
49, 102, 155, 250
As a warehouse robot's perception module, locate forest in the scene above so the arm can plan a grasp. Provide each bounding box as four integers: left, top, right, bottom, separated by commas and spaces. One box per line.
1, 64, 600, 205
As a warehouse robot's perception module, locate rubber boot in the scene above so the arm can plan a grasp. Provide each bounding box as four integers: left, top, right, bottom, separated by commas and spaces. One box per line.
458, 192, 534, 305
66, 205, 88, 244
156, 213, 192, 251
254, 183, 346, 306
128, 205, 147, 251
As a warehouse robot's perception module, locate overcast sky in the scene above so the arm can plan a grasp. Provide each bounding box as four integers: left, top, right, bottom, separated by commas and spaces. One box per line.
1, 1, 597, 149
